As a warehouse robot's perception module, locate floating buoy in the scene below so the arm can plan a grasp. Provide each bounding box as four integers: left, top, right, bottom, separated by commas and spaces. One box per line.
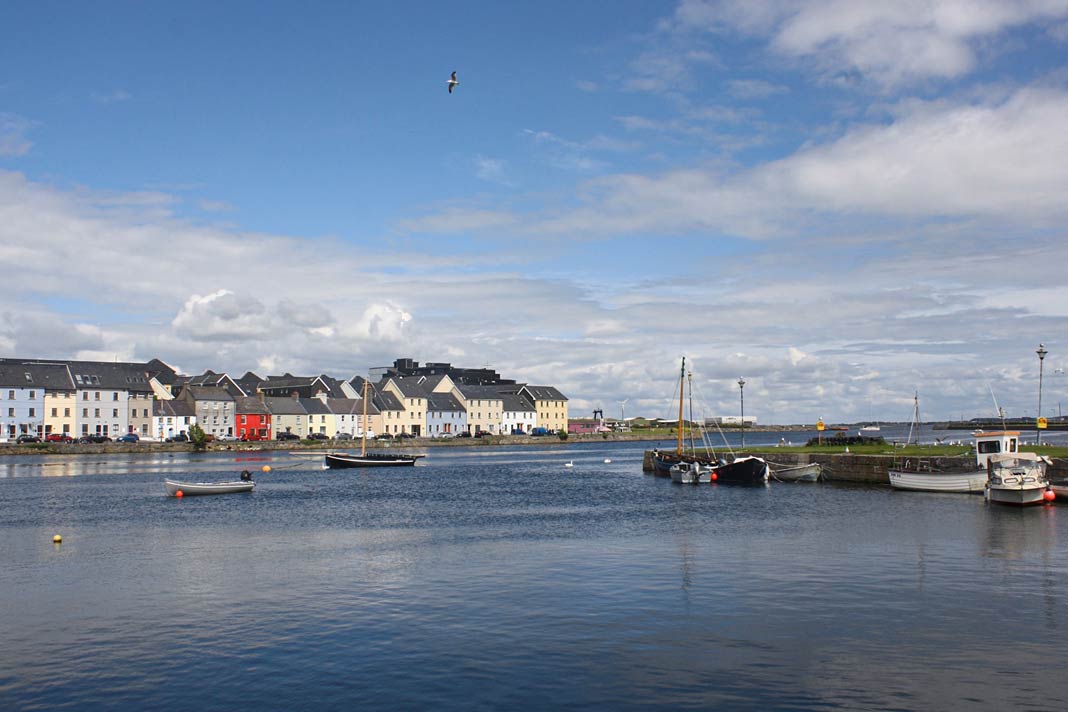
261, 465, 271, 473
1044, 489, 1056, 502
53, 534, 62, 543
175, 490, 184, 498
711, 473, 718, 482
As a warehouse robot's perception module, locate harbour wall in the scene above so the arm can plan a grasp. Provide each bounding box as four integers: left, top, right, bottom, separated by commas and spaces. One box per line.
641, 450, 1068, 485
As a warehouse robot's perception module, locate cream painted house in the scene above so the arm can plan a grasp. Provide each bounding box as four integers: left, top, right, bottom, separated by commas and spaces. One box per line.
381, 376, 428, 436
519, 385, 569, 434
451, 384, 505, 435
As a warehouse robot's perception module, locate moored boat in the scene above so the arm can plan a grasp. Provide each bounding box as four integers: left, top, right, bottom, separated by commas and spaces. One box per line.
325, 379, 426, 469
164, 478, 255, 496
889, 430, 1020, 493
985, 453, 1053, 506
325, 451, 423, 468
771, 462, 823, 482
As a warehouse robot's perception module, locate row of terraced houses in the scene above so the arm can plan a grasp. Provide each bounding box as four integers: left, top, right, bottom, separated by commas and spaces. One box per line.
0, 357, 568, 442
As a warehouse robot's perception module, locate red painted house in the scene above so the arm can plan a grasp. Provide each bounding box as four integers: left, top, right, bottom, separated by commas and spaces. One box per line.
235, 396, 272, 441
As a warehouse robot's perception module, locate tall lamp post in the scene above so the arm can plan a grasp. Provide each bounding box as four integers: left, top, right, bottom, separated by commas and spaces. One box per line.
1037, 344, 1048, 446
738, 377, 746, 449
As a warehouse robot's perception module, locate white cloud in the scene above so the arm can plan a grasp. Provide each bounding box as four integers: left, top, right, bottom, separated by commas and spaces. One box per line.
672, 0, 1068, 88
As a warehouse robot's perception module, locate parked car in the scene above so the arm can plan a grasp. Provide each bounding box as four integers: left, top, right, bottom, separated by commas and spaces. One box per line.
474, 430, 490, 438
456, 432, 472, 438
79, 434, 111, 443
531, 427, 552, 436
165, 432, 188, 443
117, 433, 140, 443
215, 433, 237, 441
307, 433, 329, 440
334, 432, 353, 440
276, 432, 300, 441
45, 433, 73, 443
16, 434, 41, 444
375, 433, 394, 440
396, 432, 416, 439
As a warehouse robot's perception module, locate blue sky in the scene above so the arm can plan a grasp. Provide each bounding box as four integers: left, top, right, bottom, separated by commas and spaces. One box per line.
3, 1, 1068, 423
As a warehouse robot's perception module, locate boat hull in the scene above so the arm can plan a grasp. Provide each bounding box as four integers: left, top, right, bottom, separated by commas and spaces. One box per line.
325, 452, 423, 468
713, 456, 770, 485
888, 469, 987, 493
771, 463, 822, 482
164, 479, 254, 496
985, 485, 1048, 506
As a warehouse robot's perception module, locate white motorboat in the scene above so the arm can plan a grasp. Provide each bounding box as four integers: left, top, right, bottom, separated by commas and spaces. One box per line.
889, 431, 1021, 493
670, 461, 710, 484
985, 453, 1053, 506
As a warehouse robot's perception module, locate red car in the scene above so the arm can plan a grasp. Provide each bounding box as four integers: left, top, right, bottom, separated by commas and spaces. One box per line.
45, 433, 73, 443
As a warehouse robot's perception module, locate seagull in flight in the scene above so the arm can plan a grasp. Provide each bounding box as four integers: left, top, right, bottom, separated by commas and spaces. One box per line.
447, 71, 459, 94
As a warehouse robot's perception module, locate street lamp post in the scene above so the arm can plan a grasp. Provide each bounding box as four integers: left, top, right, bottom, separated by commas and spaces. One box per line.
1037, 344, 1048, 446
738, 377, 746, 449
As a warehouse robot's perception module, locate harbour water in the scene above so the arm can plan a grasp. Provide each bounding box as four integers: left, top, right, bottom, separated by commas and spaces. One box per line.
2, 441, 1068, 710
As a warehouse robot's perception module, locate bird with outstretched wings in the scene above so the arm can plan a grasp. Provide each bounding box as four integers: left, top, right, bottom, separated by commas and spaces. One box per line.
448, 71, 459, 94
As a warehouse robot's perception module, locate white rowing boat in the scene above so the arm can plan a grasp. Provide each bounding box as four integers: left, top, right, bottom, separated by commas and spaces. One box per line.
165, 478, 255, 496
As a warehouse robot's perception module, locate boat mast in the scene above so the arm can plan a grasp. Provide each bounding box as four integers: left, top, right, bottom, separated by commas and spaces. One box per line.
687, 368, 695, 456
361, 379, 370, 457
677, 357, 685, 455
906, 391, 918, 446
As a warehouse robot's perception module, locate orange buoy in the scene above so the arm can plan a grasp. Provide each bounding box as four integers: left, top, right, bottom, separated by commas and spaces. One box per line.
261, 465, 271, 473
710, 472, 718, 482
1043, 489, 1056, 502
175, 490, 184, 498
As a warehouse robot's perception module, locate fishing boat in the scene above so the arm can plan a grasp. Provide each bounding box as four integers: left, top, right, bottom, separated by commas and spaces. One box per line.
770, 462, 823, 482
652, 357, 768, 485
165, 478, 254, 496
889, 430, 1020, 493
325, 380, 424, 469
859, 425, 881, 436
985, 453, 1053, 506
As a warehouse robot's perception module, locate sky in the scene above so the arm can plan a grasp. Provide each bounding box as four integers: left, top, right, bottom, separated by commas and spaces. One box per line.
2, 0, 1068, 425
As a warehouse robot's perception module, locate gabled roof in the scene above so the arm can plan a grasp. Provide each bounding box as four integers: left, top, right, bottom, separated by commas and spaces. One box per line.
373, 390, 405, 412
299, 397, 332, 415
181, 385, 235, 402
386, 376, 430, 398
520, 385, 568, 401
426, 392, 465, 413
153, 399, 197, 417
453, 383, 506, 400
500, 393, 535, 413
234, 396, 270, 415
263, 396, 308, 416
25, 359, 156, 393
327, 397, 379, 416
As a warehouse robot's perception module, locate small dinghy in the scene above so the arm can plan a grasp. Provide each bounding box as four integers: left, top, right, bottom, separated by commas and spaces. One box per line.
165, 471, 255, 496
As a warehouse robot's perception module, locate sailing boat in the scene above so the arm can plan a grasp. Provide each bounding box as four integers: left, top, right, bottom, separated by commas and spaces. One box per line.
324, 380, 424, 468
650, 358, 769, 485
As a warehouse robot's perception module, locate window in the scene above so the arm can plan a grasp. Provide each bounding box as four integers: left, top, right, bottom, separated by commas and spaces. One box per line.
28, 408, 35, 417
7, 390, 13, 399
7, 408, 13, 417
28, 391, 36, 400
94, 409, 100, 418
113, 392, 119, 401
94, 392, 100, 401
113, 409, 118, 418
82, 408, 88, 418
51, 408, 57, 417
64, 408, 70, 417
83, 392, 88, 400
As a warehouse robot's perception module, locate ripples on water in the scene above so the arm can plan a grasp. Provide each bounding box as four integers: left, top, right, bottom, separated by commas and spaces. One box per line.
2, 441, 1067, 710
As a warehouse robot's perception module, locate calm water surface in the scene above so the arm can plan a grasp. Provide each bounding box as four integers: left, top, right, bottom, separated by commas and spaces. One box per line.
2, 441, 1067, 710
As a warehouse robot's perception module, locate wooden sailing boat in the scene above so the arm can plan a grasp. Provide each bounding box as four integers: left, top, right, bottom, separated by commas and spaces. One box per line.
324, 380, 424, 468
651, 357, 769, 485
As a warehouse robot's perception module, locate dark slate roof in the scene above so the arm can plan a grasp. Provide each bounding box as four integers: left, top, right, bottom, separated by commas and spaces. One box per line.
234, 372, 265, 396
387, 376, 430, 398
520, 385, 569, 401
0, 362, 75, 390
426, 392, 465, 413
182, 385, 235, 402
263, 396, 307, 416
146, 358, 179, 385
372, 391, 405, 412
299, 397, 332, 415
327, 398, 379, 416
453, 383, 506, 400
153, 400, 197, 418
500, 393, 536, 413
234, 396, 269, 415
61, 360, 155, 393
